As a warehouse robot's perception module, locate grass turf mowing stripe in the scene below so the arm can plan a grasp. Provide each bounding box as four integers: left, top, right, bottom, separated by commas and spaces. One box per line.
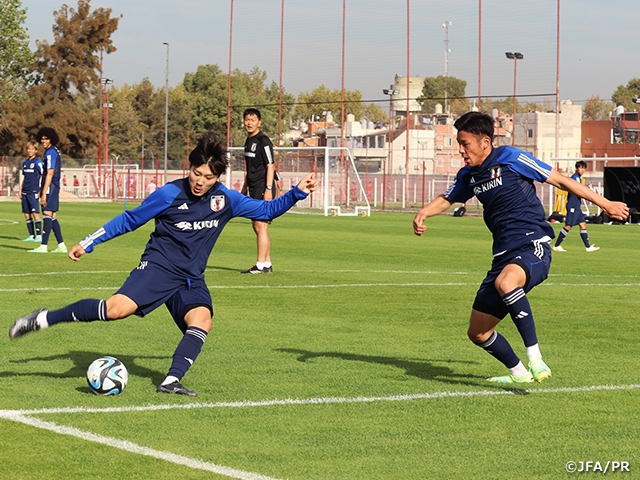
6, 383, 640, 416
0, 412, 280, 480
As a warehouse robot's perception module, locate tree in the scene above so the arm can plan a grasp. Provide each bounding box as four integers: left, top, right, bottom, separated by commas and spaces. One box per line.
364, 103, 388, 124
1, 0, 122, 158
418, 76, 469, 116
293, 85, 366, 125
582, 95, 615, 121
0, 0, 33, 104
611, 78, 640, 112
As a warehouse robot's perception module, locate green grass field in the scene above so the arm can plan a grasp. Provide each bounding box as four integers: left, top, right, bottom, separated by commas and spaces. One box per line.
1, 201, 639, 479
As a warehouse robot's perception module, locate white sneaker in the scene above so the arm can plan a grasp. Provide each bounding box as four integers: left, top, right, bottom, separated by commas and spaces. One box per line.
586, 245, 600, 252
552, 245, 567, 252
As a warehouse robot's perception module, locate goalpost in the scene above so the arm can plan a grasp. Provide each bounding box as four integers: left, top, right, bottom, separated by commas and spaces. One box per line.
228, 146, 371, 217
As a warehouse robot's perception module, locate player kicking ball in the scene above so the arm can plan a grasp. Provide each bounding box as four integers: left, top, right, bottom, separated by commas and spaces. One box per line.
413, 112, 629, 384
10, 135, 317, 396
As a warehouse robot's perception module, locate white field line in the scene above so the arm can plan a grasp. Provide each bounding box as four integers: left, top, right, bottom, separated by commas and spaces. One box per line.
0, 413, 279, 480
2, 281, 640, 294
1, 384, 638, 479
4, 383, 640, 417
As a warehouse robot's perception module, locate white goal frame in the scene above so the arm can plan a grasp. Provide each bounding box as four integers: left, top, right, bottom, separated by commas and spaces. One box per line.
228, 146, 371, 217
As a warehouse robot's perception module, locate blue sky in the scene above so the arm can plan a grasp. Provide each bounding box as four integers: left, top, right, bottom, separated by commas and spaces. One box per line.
24, 0, 640, 107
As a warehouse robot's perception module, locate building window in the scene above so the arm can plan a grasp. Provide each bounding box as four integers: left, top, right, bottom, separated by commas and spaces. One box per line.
528, 129, 534, 138
378, 135, 385, 148
585, 138, 592, 144
436, 157, 444, 167
445, 137, 453, 147
451, 157, 460, 167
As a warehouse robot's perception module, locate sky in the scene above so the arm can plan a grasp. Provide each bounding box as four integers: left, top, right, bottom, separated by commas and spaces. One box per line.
23, 0, 640, 109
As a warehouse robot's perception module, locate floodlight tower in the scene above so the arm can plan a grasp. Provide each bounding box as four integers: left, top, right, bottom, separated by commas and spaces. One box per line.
443, 21, 452, 114
505, 51, 523, 146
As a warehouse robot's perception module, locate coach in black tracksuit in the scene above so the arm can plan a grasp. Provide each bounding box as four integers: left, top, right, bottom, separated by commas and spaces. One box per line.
241, 107, 277, 274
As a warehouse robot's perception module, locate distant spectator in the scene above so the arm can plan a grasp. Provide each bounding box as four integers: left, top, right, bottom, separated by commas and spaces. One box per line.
73, 175, 79, 195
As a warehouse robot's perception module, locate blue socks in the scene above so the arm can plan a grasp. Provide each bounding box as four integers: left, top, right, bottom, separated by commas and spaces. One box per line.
167, 326, 208, 381
41, 215, 53, 245
502, 287, 538, 347
554, 227, 569, 246
580, 229, 590, 247
474, 330, 520, 369
47, 299, 107, 325
51, 217, 64, 244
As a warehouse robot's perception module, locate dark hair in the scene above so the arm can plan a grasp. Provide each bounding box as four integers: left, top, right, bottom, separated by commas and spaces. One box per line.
453, 111, 494, 141
243, 108, 261, 120
189, 135, 228, 176
36, 127, 60, 146
575, 160, 587, 169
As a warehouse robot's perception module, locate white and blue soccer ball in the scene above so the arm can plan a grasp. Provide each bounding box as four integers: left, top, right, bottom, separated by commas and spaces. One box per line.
86, 356, 128, 395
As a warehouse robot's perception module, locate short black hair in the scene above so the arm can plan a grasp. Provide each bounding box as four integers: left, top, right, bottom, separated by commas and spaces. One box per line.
243, 108, 261, 120
36, 127, 60, 146
454, 111, 494, 141
189, 135, 228, 176
575, 160, 587, 169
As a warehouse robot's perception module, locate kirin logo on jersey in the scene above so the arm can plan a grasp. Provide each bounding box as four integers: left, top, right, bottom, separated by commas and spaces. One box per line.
251, 143, 257, 152
211, 195, 225, 212
473, 167, 503, 195
174, 220, 220, 231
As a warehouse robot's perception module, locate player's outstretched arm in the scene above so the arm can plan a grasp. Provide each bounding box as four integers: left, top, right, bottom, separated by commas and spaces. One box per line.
546, 170, 629, 221
68, 244, 86, 262
296, 173, 317, 194
413, 195, 453, 236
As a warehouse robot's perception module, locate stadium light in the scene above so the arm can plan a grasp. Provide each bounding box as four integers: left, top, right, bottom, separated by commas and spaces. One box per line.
163, 42, 169, 186
505, 52, 524, 146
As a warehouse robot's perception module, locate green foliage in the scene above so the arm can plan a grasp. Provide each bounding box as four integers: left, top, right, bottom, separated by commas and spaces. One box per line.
0, 0, 34, 104
0, 0, 121, 158
419, 75, 469, 115
583, 95, 615, 120
294, 85, 366, 125
611, 78, 640, 112
1, 204, 640, 478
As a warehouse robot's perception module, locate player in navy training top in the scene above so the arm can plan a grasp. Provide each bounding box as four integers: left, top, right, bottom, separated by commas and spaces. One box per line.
18, 141, 44, 242
30, 127, 67, 254
240, 108, 277, 274
552, 160, 600, 252
10, 135, 318, 396
413, 112, 629, 384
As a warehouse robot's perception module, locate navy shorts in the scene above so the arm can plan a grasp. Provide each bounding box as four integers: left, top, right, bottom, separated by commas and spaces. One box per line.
472, 240, 552, 319
565, 206, 586, 226
42, 184, 60, 212
116, 261, 213, 333
22, 192, 40, 214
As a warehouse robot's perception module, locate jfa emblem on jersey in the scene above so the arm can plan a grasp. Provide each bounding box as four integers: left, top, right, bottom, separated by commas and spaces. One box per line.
490, 167, 501, 179
211, 195, 225, 212
251, 143, 257, 152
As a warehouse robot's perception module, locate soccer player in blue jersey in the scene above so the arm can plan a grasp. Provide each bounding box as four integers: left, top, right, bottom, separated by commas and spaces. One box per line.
552, 160, 600, 252
240, 108, 277, 274
10, 135, 317, 396
18, 141, 44, 242
30, 127, 67, 254
413, 112, 629, 384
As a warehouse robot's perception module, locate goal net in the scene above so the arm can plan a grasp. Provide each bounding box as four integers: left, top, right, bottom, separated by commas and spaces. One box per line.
228, 146, 371, 216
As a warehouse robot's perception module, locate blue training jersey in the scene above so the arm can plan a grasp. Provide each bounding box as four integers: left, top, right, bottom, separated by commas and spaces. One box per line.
43, 146, 62, 189
21, 157, 44, 193
443, 145, 555, 257
79, 178, 308, 278
566, 172, 583, 210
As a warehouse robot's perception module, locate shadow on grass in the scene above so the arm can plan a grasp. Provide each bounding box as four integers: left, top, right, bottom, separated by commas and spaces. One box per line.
5, 351, 168, 390
276, 348, 530, 393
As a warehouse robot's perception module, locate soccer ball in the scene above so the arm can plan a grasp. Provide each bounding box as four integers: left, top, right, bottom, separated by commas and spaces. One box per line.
86, 356, 128, 395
